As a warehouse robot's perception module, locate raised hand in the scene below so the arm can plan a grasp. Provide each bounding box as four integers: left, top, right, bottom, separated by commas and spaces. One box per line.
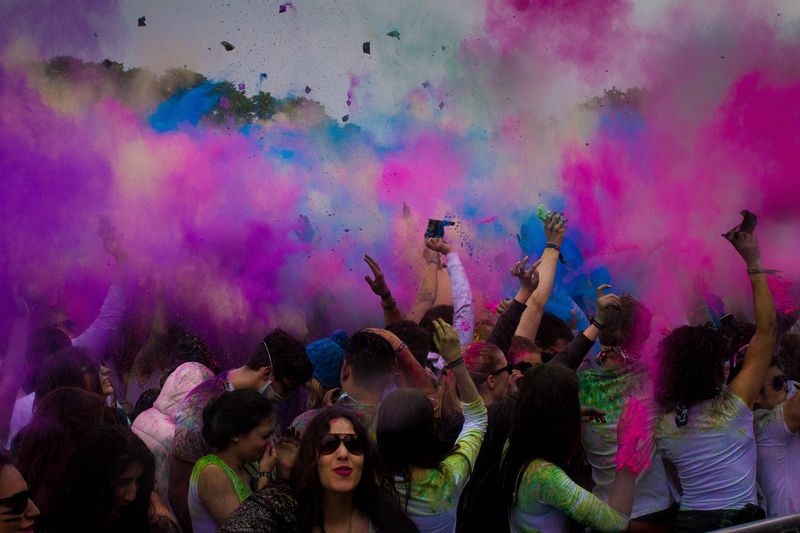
495, 298, 512, 317
595, 284, 622, 327
544, 212, 567, 247
98, 215, 128, 263
422, 246, 442, 266
433, 318, 461, 363
258, 440, 279, 475
363, 255, 391, 298
424, 237, 452, 255
511, 256, 541, 299
723, 224, 761, 267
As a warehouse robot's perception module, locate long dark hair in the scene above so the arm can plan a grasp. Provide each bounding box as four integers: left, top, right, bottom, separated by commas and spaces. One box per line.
655, 325, 728, 413
292, 407, 417, 533
376, 387, 451, 499
60, 426, 155, 533
500, 364, 580, 509
18, 387, 119, 527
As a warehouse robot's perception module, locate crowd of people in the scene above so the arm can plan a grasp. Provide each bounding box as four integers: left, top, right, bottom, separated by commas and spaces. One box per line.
0, 211, 798, 533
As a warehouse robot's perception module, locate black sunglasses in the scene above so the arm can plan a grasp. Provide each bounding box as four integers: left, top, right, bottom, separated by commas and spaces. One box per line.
768, 375, 788, 392
513, 362, 533, 373
0, 490, 30, 516
489, 364, 513, 377
319, 433, 366, 456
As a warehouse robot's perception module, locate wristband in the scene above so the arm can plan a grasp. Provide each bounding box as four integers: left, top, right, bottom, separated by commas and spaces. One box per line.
381, 298, 397, 310
379, 290, 392, 300
443, 357, 464, 371
590, 317, 606, 330
544, 243, 567, 264
747, 268, 780, 277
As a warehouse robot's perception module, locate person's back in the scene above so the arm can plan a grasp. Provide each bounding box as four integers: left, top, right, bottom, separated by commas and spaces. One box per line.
657, 387, 755, 509
581, 367, 674, 519
456, 398, 512, 533
133, 362, 213, 499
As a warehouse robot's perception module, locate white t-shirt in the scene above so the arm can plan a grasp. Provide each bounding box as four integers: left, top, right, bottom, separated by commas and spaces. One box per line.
579, 368, 675, 518
656, 388, 757, 511
755, 387, 800, 517
4, 392, 35, 450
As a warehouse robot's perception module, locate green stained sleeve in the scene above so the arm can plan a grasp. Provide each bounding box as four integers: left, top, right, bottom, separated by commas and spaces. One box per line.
519, 460, 629, 533
440, 398, 489, 490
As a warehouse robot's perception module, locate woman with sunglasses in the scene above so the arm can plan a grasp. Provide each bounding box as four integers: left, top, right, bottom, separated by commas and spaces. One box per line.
377, 319, 487, 532
753, 359, 800, 517
293, 407, 417, 533
0, 453, 39, 533
189, 389, 278, 533
654, 220, 776, 531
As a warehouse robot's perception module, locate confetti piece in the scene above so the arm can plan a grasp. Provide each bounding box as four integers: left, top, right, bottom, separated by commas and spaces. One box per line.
221, 41, 235, 51
279, 4, 287, 13
362, 42, 370, 54
238, 83, 245, 91
386, 30, 400, 39
341, 114, 350, 122
260, 72, 267, 80
138, 16, 146, 27
422, 81, 431, 88
304, 86, 312, 94
438, 102, 445, 109
478, 216, 497, 224
346, 99, 351, 107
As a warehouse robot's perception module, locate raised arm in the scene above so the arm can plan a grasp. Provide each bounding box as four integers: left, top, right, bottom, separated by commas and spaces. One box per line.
426, 237, 475, 346
363, 255, 404, 325
406, 247, 441, 323
550, 285, 621, 370
515, 213, 566, 342
434, 318, 480, 404
727, 223, 777, 409
366, 327, 435, 396
0, 289, 29, 446
487, 257, 540, 354
72, 217, 129, 359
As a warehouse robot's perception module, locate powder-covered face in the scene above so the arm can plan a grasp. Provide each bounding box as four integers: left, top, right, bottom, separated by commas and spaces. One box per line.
317, 418, 364, 494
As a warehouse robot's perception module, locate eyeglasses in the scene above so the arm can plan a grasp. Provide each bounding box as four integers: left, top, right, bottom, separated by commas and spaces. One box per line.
489, 364, 513, 377
319, 433, 366, 456
0, 490, 30, 516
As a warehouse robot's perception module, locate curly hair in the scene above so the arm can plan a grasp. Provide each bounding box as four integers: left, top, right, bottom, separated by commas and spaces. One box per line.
201, 389, 275, 450
598, 295, 653, 353
292, 408, 416, 533
655, 325, 728, 412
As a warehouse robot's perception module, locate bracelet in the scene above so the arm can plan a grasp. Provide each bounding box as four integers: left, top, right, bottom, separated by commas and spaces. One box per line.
590, 317, 606, 330
381, 298, 397, 310
379, 290, 392, 300
443, 357, 464, 370
544, 243, 567, 264
747, 268, 765, 275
